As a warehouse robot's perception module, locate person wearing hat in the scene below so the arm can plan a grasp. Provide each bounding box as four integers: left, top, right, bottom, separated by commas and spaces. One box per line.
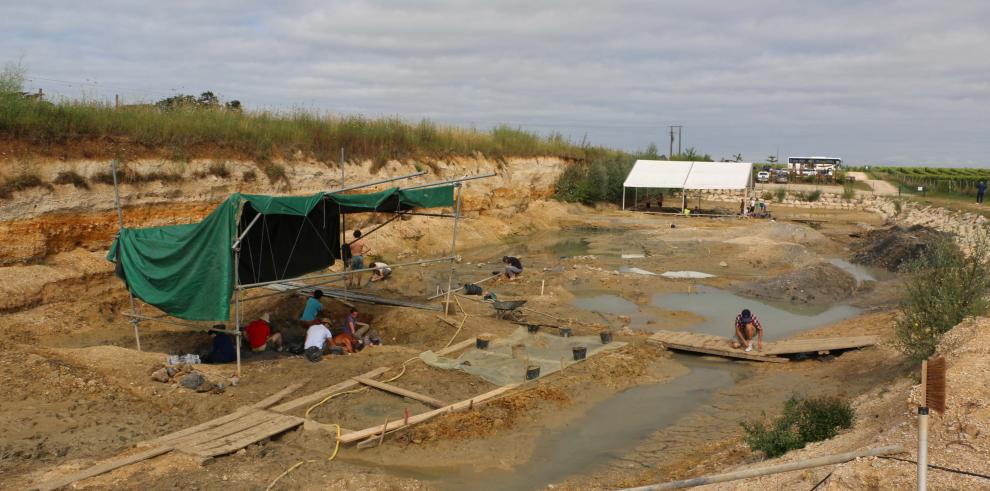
303, 317, 334, 362
244, 313, 283, 352
732, 308, 763, 352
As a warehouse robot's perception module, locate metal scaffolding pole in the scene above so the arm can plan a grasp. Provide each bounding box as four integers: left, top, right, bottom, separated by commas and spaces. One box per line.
233, 246, 242, 377
111, 159, 142, 352
401, 172, 497, 190
327, 170, 425, 194
443, 183, 463, 317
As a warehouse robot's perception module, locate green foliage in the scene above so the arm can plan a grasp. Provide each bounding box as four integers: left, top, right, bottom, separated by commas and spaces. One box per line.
207, 161, 230, 178
0, 168, 50, 199
554, 151, 636, 204
842, 184, 856, 201
774, 188, 787, 203
260, 162, 287, 184
241, 169, 257, 182
0, 95, 595, 163
798, 190, 822, 202
52, 170, 90, 189
872, 166, 990, 197
670, 147, 713, 162
894, 236, 990, 362
767, 155, 778, 165
0, 60, 27, 94
741, 395, 854, 458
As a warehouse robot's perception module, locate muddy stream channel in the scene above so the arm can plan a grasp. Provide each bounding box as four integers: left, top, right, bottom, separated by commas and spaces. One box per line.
388, 227, 876, 490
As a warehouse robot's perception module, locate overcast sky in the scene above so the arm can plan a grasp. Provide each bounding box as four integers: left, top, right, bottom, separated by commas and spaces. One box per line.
2, 0, 988, 165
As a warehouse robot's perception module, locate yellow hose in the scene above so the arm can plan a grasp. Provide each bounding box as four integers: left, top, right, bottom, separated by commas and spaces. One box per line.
268, 316, 459, 490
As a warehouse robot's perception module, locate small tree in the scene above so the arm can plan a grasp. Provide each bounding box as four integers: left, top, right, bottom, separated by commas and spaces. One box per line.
895, 235, 990, 362
733, 153, 743, 162
767, 155, 778, 165
0, 60, 27, 94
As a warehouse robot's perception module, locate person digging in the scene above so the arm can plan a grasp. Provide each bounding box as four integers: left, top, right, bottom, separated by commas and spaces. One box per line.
731, 308, 763, 352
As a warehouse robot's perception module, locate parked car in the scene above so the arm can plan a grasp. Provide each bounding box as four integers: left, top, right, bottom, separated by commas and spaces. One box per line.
756, 171, 771, 183
775, 171, 789, 183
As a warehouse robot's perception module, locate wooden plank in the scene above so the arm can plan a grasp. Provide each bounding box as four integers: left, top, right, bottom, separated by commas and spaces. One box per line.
434, 337, 479, 357
35, 446, 173, 491
164, 409, 273, 449
354, 376, 447, 408
270, 366, 390, 413
654, 340, 788, 363
183, 415, 304, 457
139, 407, 256, 447
761, 336, 878, 355
338, 384, 519, 444
251, 382, 306, 409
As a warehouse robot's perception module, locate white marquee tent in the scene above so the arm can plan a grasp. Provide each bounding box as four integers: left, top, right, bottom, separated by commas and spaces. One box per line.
622, 160, 754, 210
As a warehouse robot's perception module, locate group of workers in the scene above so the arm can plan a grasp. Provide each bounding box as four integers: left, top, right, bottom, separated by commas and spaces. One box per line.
298, 289, 381, 362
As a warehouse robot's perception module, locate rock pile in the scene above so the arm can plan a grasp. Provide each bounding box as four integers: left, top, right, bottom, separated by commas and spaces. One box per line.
150, 363, 225, 394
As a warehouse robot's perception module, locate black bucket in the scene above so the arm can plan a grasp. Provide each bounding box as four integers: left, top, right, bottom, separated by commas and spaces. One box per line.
559, 327, 572, 337
600, 330, 613, 344
572, 346, 587, 361
527, 324, 540, 334
525, 364, 541, 380
476, 336, 491, 350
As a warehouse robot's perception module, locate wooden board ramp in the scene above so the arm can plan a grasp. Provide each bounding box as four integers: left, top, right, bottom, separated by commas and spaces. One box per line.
648, 330, 878, 362
33, 341, 484, 490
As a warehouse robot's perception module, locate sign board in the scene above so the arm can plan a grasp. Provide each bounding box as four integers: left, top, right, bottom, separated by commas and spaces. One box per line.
917, 186, 924, 192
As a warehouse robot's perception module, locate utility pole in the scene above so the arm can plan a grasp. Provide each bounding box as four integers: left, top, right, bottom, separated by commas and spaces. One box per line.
668, 125, 683, 157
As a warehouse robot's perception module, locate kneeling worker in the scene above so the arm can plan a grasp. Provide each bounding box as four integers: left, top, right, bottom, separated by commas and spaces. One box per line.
303, 317, 334, 362
244, 313, 283, 352
502, 255, 523, 279
732, 308, 763, 352
369, 261, 391, 282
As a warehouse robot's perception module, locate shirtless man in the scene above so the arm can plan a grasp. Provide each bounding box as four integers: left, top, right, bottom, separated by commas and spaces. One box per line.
731, 308, 763, 352
347, 230, 369, 288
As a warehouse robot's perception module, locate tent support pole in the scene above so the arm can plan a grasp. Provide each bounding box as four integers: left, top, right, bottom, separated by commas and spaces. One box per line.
443, 183, 463, 317
231, 213, 262, 251
234, 247, 242, 377
401, 172, 497, 191
327, 170, 425, 194
111, 159, 142, 352
622, 187, 626, 210
634, 187, 638, 209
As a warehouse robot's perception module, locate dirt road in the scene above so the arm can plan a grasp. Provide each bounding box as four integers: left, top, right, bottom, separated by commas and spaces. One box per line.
846, 171, 899, 195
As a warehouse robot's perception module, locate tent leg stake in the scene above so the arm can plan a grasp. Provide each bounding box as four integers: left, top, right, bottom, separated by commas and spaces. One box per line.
444, 183, 463, 318
234, 245, 242, 378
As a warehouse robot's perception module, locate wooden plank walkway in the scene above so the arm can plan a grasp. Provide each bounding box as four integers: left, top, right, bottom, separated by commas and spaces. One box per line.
648, 330, 878, 362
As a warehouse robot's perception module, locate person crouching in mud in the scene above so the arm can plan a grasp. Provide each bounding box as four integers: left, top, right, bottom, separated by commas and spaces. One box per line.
732, 308, 763, 352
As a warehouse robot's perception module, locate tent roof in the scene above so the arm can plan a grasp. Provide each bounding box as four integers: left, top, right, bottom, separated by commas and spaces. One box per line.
107, 185, 455, 321
623, 160, 753, 190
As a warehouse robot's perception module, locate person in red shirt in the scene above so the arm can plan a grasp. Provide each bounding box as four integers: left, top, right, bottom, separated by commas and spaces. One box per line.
244, 313, 283, 352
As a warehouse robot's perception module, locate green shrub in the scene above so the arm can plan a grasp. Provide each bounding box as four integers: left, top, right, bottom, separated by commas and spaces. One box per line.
760, 191, 773, 201
0, 170, 50, 199
741, 395, 854, 458
206, 161, 230, 178
894, 236, 990, 362
774, 188, 787, 203
798, 190, 822, 202
261, 162, 287, 184
52, 170, 90, 189
842, 185, 856, 201
242, 170, 257, 182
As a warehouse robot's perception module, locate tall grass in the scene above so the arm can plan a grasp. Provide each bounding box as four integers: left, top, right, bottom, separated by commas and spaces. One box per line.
0, 95, 595, 162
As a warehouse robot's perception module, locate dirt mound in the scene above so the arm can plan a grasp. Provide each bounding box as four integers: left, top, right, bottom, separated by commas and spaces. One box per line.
732, 262, 859, 305
851, 225, 947, 271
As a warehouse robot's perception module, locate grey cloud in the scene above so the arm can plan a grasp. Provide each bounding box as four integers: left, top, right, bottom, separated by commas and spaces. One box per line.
1, 0, 988, 164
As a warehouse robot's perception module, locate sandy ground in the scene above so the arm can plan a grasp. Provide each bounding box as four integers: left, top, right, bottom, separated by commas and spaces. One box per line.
6, 158, 978, 491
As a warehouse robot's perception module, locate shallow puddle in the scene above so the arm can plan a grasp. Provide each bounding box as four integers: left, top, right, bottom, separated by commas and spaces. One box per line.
419, 359, 744, 491
651, 286, 862, 340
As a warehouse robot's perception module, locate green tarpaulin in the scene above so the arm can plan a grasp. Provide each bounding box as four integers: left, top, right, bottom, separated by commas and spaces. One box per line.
108, 186, 454, 321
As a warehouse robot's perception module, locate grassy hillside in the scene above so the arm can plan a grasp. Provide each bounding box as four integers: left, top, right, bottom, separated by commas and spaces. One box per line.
0, 94, 596, 164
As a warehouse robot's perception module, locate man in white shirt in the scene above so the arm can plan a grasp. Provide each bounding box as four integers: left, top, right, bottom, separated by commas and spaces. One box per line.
304, 317, 333, 362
